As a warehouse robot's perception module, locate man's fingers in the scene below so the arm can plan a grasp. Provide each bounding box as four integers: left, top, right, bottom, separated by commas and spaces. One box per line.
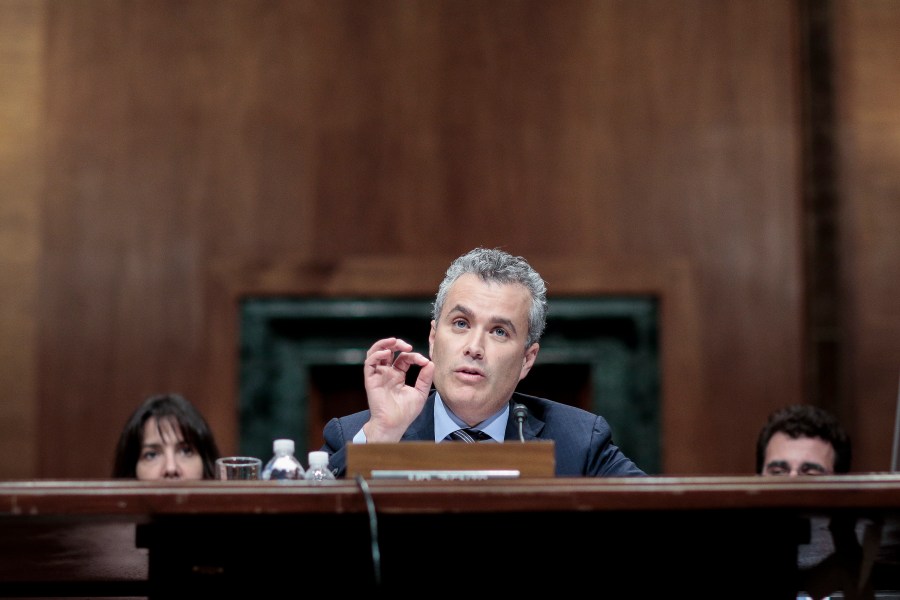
413, 361, 436, 396
366, 337, 412, 358
391, 352, 431, 373
366, 348, 394, 368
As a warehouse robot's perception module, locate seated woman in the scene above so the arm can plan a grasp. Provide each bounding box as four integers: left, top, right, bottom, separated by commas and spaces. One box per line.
112, 393, 220, 480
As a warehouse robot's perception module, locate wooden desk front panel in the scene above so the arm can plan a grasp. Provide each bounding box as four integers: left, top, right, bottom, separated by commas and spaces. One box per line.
138, 509, 803, 597
2, 476, 900, 598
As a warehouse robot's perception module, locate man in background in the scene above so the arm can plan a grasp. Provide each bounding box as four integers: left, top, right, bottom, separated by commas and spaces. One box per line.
756, 403, 851, 477
757, 404, 875, 600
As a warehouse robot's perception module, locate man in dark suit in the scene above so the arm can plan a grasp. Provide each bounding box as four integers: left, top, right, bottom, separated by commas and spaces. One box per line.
321, 247, 645, 477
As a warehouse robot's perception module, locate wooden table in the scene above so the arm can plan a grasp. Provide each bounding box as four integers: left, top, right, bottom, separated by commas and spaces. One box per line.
2, 475, 899, 598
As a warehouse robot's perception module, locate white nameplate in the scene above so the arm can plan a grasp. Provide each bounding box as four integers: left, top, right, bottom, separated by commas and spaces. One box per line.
370, 469, 521, 481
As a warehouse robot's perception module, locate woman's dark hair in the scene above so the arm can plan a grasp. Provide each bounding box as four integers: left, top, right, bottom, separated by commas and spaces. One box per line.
755, 404, 852, 474
112, 393, 220, 479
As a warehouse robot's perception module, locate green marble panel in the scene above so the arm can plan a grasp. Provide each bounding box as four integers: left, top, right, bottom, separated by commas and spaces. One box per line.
239, 297, 659, 473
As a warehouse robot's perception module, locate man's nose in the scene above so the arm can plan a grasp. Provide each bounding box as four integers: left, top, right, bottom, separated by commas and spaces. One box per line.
464, 331, 485, 359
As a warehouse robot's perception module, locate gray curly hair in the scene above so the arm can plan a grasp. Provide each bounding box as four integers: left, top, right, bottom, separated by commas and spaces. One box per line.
432, 247, 547, 347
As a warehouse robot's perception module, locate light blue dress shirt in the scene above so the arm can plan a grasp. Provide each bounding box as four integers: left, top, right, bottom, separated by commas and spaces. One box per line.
352, 392, 509, 443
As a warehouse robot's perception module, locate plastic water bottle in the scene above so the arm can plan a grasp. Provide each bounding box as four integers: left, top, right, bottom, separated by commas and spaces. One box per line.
260, 439, 305, 480
304, 451, 335, 482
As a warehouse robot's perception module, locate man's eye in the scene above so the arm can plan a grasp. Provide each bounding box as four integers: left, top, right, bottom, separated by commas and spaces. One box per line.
492, 328, 508, 338
452, 319, 467, 329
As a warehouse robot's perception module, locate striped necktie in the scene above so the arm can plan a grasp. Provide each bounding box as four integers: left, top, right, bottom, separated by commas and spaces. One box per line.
445, 428, 493, 443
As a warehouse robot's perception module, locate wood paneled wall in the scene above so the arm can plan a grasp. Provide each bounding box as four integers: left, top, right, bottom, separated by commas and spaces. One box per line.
0, 0, 43, 478
0, 1, 896, 478
834, 0, 900, 472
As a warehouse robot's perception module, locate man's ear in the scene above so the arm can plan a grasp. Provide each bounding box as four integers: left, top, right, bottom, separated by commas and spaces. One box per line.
519, 343, 539, 380
428, 320, 436, 357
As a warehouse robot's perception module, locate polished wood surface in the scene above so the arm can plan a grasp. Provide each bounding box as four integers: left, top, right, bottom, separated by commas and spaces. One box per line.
834, 0, 900, 464
346, 440, 556, 479
5, 0, 806, 480
1, 0, 899, 491
1, 476, 899, 598
4, 474, 900, 515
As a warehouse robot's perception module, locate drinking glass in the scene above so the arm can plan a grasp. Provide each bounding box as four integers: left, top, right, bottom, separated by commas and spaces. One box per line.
216, 456, 262, 480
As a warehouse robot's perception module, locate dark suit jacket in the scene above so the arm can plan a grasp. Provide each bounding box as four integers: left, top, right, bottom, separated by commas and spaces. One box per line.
321, 391, 646, 477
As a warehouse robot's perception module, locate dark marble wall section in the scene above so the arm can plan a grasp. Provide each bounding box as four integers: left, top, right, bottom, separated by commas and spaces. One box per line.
240, 297, 660, 473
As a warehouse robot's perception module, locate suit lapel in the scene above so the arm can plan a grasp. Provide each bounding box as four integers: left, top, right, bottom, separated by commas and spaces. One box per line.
503, 396, 545, 441
401, 392, 437, 441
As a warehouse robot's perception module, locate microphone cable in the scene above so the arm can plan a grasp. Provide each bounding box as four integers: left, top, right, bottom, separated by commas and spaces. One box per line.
354, 474, 382, 586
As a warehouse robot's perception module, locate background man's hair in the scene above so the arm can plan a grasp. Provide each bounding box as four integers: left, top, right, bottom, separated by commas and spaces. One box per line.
755, 404, 852, 473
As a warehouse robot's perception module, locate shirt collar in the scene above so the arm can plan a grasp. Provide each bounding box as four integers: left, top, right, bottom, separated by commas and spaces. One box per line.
433, 392, 509, 442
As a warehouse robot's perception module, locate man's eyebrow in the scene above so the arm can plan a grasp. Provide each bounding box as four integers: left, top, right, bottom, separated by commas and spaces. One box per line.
446, 304, 518, 336
765, 460, 790, 469
447, 304, 473, 319
800, 462, 827, 471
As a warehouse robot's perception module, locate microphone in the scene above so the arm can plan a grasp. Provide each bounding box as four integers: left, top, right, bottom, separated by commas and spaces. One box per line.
513, 403, 528, 443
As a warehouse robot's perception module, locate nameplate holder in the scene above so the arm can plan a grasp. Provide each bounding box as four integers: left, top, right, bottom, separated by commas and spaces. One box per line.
347, 441, 555, 479
371, 469, 521, 480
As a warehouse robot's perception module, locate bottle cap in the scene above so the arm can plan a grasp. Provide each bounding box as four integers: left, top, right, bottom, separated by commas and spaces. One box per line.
308, 450, 329, 467
273, 439, 295, 454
